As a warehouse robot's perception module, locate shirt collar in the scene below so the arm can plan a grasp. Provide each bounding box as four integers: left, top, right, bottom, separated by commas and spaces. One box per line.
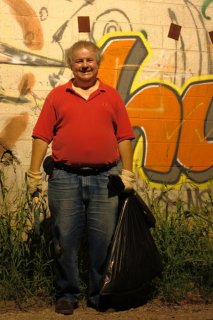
65, 78, 107, 93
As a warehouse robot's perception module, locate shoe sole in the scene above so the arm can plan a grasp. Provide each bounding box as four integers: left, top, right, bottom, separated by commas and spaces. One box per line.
55, 309, 73, 315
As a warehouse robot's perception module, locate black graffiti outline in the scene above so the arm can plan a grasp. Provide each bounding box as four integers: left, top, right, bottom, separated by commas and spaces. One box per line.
90, 8, 133, 43
184, 0, 213, 74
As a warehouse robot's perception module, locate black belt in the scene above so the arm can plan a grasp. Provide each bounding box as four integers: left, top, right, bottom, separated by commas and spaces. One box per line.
54, 162, 117, 176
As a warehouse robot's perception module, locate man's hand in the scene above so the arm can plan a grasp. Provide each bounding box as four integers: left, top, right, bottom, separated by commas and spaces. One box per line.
26, 169, 43, 195
120, 169, 136, 192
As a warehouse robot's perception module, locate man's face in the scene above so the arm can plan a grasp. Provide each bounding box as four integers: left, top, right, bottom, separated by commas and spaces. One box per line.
70, 47, 99, 83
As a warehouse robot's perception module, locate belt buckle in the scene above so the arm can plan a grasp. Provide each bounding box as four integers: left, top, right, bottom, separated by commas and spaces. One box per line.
80, 167, 95, 173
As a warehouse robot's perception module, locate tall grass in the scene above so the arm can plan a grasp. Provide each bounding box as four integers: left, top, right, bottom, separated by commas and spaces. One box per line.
0, 170, 54, 305
150, 190, 213, 303
0, 169, 212, 306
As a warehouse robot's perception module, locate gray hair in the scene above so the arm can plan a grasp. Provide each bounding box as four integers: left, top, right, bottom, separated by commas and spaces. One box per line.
65, 40, 102, 67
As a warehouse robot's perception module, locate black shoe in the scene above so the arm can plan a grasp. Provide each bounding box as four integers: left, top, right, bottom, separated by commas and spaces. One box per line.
102, 308, 116, 313
87, 300, 98, 310
55, 299, 75, 315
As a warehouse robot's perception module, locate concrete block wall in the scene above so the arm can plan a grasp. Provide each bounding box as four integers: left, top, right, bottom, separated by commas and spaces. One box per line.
0, 0, 212, 211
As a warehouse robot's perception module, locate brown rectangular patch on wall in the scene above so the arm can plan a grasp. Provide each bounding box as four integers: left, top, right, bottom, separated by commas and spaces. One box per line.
209, 31, 213, 44
168, 23, 182, 40
78, 16, 90, 32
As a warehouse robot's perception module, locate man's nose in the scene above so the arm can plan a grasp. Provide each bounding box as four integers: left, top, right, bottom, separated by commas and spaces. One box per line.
82, 60, 88, 66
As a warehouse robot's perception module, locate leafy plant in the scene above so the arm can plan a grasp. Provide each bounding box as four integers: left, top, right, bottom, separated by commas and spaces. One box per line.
1, 167, 212, 306
150, 189, 213, 303
0, 168, 54, 305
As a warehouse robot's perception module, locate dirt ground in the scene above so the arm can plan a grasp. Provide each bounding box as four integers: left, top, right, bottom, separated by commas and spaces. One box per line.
1, 300, 213, 320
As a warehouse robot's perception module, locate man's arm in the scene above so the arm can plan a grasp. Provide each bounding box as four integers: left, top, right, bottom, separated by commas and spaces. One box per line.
118, 139, 133, 171
118, 139, 135, 192
30, 138, 49, 172
27, 138, 49, 195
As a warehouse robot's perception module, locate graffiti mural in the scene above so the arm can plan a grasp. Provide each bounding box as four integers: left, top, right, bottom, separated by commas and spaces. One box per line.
98, 32, 213, 184
202, 0, 213, 20
0, 0, 212, 209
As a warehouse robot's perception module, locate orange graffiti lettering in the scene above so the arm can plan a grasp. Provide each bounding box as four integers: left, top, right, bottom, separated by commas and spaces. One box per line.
18, 73, 36, 96
3, 0, 43, 50
178, 82, 213, 171
0, 112, 29, 156
98, 34, 213, 183
98, 38, 139, 88
126, 84, 181, 173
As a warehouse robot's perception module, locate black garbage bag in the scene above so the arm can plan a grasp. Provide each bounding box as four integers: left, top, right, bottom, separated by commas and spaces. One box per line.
100, 192, 162, 309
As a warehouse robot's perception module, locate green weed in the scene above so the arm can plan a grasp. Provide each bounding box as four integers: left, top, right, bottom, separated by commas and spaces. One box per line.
0, 169, 54, 305
150, 189, 213, 303
0, 168, 212, 306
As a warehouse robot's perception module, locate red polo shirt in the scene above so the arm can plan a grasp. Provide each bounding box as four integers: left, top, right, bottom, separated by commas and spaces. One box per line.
33, 80, 134, 166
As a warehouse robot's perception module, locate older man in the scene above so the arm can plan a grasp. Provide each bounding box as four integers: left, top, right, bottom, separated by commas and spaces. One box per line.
27, 40, 135, 315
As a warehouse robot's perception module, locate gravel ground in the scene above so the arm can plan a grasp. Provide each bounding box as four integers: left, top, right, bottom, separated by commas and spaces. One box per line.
1, 301, 213, 320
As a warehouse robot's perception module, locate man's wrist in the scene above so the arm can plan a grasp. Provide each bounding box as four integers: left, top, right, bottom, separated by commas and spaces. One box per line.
27, 169, 42, 177
121, 169, 135, 177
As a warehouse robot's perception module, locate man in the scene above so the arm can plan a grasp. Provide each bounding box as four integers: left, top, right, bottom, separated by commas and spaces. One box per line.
27, 40, 135, 315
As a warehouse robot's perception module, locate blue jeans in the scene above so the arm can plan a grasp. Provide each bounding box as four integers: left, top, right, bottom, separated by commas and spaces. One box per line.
48, 168, 119, 307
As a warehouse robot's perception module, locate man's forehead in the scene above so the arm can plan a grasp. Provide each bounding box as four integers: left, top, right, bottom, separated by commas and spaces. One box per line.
72, 48, 97, 58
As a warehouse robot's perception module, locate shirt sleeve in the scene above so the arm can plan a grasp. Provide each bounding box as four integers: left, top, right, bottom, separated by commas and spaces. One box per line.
32, 91, 57, 143
113, 91, 135, 142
